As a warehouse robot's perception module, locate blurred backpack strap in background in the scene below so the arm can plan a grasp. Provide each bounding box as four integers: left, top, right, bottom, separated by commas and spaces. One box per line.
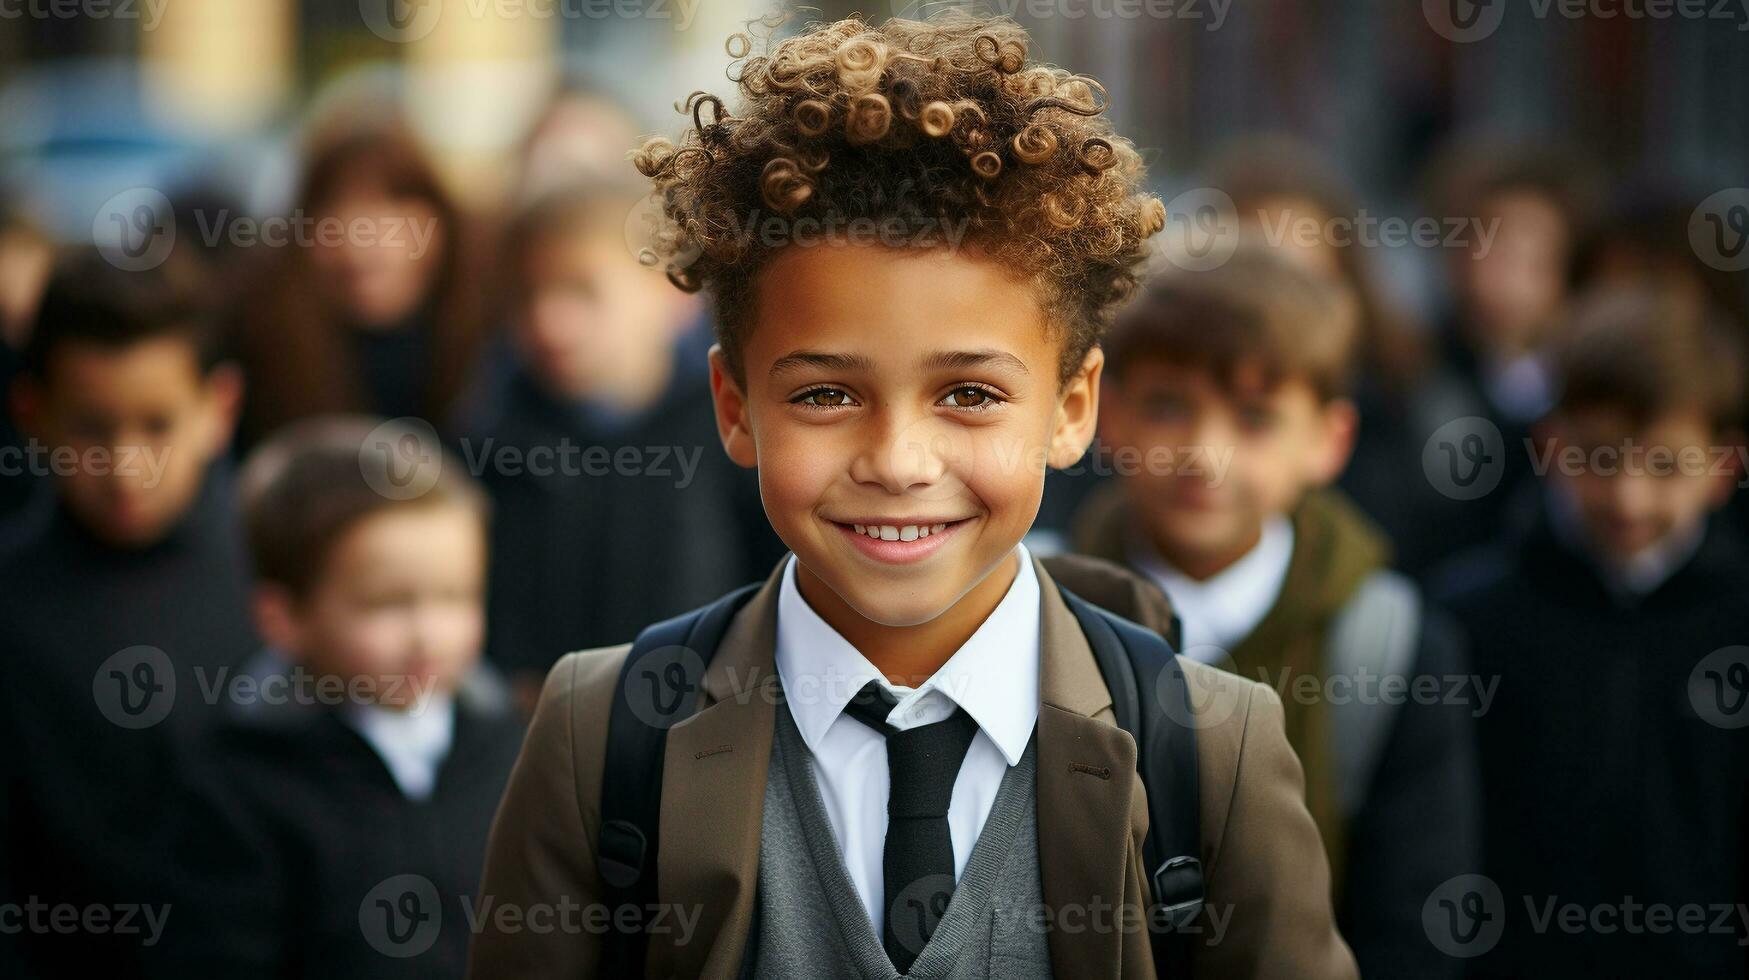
594, 568, 1202, 979
1324, 569, 1422, 818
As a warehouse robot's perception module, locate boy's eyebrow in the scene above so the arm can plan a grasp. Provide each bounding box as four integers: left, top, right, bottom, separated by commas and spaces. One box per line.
768, 350, 876, 377
919, 348, 1031, 375
767, 347, 1031, 377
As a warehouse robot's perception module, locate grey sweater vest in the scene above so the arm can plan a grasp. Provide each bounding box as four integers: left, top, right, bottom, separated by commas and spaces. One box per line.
749, 702, 1054, 979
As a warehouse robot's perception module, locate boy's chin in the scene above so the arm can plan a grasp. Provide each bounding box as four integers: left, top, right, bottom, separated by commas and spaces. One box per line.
798, 558, 975, 629
80, 511, 176, 550
826, 577, 962, 629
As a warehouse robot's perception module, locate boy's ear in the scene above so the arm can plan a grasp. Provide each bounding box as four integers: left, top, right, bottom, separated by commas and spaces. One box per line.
252, 584, 305, 660
708, 345, 758, 469
1308, 396, 1359, 485
1048, 346, 1104, 470
200, 363, 244, 455
1706, 428, 1746, 508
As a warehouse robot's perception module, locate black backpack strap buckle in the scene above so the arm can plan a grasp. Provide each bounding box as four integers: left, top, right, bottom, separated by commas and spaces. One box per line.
1150, 854, 1204, 931
597, 819, 649, 890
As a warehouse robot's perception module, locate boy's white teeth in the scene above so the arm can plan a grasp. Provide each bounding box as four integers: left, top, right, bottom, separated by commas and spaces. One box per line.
854, 523, 944, 541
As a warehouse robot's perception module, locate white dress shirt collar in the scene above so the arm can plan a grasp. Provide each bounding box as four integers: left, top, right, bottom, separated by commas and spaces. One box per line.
1129, 515, 1294, 656
775, 544, 1041, 767
342, 695, 457, 801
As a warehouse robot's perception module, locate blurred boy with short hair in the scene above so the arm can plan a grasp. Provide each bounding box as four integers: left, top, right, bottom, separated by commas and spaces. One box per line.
1415, 143, 1605, 562
460, 178, 782, 703
1434, 286, 1749, 977
0, 249, 255, 974
1075, 247, 1480, 977
161, 416, 522, 979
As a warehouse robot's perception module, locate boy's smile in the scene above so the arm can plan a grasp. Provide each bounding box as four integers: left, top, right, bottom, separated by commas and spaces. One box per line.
709, 243, 1100, 670
830, 517, 965, 563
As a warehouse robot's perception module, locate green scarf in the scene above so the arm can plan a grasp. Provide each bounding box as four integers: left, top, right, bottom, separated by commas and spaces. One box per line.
1071, 482, 1389, 892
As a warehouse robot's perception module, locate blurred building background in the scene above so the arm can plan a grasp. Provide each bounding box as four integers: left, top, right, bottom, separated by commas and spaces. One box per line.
4, 0, 1746, 256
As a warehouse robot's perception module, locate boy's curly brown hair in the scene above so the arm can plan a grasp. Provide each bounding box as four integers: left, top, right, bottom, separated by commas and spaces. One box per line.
632, 12, 1165, 384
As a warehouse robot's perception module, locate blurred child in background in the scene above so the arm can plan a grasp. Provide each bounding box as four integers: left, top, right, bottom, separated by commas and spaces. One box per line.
1073, 247, 1479, 978
1433, 285, 1749, 977
458, 178, 782, 706
1206, 138, 1481, 576
1421, 140, 1604, 546
0, 195, 54, 543
159, 416, 522, 979
0, 249, 254, 975
1580, 178, 1749, 525
234, 124, 490, 448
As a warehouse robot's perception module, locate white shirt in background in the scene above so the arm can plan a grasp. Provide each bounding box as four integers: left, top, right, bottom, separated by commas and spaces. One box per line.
1130, 515, 1295, 661
342, 695, 457, 802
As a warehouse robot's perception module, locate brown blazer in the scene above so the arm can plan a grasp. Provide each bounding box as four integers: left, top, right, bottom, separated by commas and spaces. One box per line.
467, 556, 1357, 979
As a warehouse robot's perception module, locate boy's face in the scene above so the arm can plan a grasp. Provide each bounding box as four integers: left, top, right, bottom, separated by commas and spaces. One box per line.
515, 223, 694, 399
709, 244, 1099, 628
1102, 360, 1354, 573
1457, 189, 1570, 354
17, 337, 238, 548
310, 192, 443, 328
1544, 406, 1734, 565
1242, 195, 1341, 282
262, 503, 485, 711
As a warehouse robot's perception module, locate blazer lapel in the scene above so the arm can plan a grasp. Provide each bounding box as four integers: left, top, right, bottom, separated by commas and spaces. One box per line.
650, 561, 784, 980
1033, 557, 1142, 980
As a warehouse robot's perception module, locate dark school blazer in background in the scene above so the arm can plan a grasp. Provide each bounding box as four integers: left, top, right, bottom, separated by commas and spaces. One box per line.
467, 556, 1359, 979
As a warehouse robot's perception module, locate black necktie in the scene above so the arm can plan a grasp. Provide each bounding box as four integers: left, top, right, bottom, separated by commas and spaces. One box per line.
842, 679, 980, 973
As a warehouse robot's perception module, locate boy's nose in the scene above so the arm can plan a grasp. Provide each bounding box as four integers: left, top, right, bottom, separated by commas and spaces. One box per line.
849, 412, 956, 494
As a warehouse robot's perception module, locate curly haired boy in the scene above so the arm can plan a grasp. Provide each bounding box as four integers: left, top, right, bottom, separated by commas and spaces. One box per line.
470, 13, 1356, 979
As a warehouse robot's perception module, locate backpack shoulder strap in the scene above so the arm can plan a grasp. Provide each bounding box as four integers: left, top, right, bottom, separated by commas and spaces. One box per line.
1324, 570, 1422, 817
596, 582, 761, 978
1057, 584, 1203, 979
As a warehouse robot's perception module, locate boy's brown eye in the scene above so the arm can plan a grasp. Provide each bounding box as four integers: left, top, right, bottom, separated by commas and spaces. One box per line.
946, 386, 994, 408
796, 387, 852, 407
